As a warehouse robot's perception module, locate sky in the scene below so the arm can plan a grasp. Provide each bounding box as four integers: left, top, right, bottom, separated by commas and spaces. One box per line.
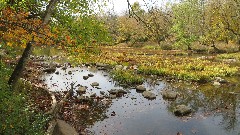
105, 0, 178, 14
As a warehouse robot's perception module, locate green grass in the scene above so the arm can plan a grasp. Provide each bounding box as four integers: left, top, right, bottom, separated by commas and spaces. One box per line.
217, 52, 240, 60
111, 70, 144, 85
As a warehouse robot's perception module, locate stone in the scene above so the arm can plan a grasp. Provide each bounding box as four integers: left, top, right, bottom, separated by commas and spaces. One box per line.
90, 93, 96, 97
55, 71, 59, 75
109, 94, 117, 99
68, 71, 72, 75
53, 119, 78, 135
213, 81, 221, 86
173, 105, 192, 116
136, 85, 146, 91
162, 90, 178, 100
108, 89, 118, 94
115, 65, 123, 70
91, 82, 99, 87
76, 86, 87, 93
117, 89, 127, 94
100, 91, 105, 95
123, 66, 128, 70
142, 91, 156, 99
215, 77, 228, 84
62, 66, 67, 70
83, 76, 89, 80
43, 68, 56, 73
88, 73, 94, 77
132, 65, 138, 70
108, 89, 127, 95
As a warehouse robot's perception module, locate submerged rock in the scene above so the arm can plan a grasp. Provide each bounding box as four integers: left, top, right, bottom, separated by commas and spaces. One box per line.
162, 90, 178, 100
174, 105, 192, 116
142, 91, 156, 99
136, 85, 146, 91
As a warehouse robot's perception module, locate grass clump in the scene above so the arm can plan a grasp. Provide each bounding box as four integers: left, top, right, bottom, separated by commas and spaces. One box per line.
217, 52, 240, 60
111, 70, 144, 85
138, 58, 238, 82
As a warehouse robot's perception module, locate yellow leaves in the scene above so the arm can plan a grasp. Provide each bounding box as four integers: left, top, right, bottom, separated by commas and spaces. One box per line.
7, 42, 13, 47
1, 7, 57, 48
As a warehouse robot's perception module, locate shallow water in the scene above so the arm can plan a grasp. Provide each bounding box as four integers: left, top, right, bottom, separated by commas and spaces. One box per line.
43, 66, 240, 135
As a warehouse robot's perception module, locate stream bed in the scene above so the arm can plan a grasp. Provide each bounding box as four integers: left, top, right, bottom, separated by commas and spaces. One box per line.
43, 65, 240, 135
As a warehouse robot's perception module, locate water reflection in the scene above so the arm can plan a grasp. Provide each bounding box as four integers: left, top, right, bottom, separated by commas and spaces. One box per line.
43, 66, 240, 135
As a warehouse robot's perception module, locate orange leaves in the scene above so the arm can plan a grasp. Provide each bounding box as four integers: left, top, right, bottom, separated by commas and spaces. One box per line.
0, 7, 56, 48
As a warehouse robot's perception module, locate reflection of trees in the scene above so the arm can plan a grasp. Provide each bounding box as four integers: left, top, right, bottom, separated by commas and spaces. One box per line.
166, 83, 240, 132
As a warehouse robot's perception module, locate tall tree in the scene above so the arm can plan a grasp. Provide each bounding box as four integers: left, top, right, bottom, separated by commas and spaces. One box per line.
7, 0, 58, 87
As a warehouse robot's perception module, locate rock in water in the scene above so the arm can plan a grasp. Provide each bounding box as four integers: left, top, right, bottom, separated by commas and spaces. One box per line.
162, 90, 178, 100
43, 68, 56, 73
68, 71, 72, 75
174, 105, 192, 116
136, 85, 146, 91
88, 73, 94, 77
142, 91, 156, 99
91, 82, 99, 87
90, 93, 96, 97
83, 76, 89, 80
76, 86, 87, 93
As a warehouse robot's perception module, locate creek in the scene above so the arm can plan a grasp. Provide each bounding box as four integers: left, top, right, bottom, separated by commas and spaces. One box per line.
43, 65, 240, 135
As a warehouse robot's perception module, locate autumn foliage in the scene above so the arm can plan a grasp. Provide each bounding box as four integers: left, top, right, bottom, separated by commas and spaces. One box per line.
0, 7, 56, 48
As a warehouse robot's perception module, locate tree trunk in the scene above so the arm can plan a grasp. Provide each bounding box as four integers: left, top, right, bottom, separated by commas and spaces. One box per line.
8, 42, 32, 86
8, 0, 59, 88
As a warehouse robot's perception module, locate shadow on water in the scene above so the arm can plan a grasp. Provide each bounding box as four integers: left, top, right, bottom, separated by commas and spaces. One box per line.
43, 65, 240, 135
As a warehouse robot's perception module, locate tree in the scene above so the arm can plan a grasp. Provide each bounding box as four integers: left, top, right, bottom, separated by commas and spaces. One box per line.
5, 0, 58, 87
1, 0, 105, 88
171, 0, 203, 50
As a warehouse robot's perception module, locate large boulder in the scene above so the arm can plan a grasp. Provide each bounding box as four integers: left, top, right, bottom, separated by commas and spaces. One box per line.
142, 91, 156, 99
53, 119, 78, 135
173, 105, 192, 116
136, 85, 146, 91
162, 90, 178, 100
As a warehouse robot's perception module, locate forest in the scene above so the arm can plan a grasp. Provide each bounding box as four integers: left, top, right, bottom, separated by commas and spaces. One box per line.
1, 0, 240, 135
